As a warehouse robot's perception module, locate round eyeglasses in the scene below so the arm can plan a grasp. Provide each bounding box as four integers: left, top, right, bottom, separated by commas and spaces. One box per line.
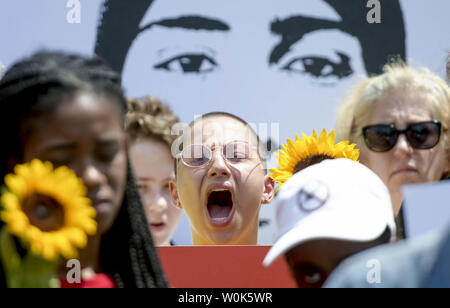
179, 141, 255, 167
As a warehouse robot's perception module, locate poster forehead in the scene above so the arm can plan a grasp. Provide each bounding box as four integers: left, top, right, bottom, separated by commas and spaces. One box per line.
142, 0, 342, 27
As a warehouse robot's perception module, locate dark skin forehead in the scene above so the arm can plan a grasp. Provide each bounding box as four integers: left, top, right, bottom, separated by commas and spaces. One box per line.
285, 236, 386, 286
21, 92, 124, 152
285, 239, 363, 274
20, 92, 127, 174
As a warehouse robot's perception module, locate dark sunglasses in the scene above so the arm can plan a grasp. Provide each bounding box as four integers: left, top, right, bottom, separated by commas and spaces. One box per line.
362, 120, 442, 152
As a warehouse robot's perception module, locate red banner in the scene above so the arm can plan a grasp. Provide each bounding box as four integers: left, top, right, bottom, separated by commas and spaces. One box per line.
158, 245, 296, 288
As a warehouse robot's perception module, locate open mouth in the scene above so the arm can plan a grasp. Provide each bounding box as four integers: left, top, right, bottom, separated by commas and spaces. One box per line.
206, 189, 235, 227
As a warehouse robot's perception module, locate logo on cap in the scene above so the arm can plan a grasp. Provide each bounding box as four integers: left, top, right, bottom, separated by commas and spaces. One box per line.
296, 180, 329, 213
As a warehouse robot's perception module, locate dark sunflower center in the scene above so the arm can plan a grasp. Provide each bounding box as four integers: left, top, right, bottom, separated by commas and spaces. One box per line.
22, 193, 65, 232
293, 154, 335, 174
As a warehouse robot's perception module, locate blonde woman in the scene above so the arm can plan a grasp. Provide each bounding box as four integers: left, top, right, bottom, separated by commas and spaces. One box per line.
336, 63, 450, 237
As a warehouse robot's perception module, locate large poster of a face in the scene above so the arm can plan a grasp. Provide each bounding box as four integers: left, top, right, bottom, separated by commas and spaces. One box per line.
95, 0, 405, 145
94, 0, 406, 244
3, 0, 448, 245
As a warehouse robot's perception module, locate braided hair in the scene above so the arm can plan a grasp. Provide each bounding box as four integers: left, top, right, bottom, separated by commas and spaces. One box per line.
0, 51, 168, 288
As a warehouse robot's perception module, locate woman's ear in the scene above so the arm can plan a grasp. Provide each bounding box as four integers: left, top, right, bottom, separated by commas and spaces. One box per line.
442, 143, 450, 180
441, 168, 450, 181
169, 180, 183, 209
261, 176, 275, 205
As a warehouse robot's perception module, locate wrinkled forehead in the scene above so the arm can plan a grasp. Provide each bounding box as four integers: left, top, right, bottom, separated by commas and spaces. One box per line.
371, 89, 437, 120
184, 116, 258, 147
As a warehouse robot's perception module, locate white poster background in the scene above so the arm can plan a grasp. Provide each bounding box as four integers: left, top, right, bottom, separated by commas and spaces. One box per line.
0, 0, 449, 245
403, 181, 450, 239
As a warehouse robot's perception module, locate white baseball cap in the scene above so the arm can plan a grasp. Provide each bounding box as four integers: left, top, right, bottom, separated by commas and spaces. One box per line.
263, 158, 396, 266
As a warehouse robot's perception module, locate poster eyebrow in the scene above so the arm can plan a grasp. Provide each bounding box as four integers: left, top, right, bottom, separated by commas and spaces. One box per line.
269, 15, 343, 64
140, 15, 231, 33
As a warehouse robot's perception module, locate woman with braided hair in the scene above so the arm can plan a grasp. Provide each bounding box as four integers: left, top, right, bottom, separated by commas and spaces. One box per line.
0, 51, 168, 288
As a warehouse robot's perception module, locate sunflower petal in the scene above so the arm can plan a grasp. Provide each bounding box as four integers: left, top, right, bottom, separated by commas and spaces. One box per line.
0, 159, 97, 261
269, 129, 360, 194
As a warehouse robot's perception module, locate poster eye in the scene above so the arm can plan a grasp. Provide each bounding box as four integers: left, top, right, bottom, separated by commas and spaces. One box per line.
281, 52, 353, 80
154, 53, 218, 74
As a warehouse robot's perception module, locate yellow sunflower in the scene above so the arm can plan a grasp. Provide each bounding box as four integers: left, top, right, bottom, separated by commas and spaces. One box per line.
269, 129, 360, 192
0, 159, 97, 261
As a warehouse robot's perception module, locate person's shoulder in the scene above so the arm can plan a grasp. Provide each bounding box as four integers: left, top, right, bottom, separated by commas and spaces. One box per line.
324, 226, 448, 288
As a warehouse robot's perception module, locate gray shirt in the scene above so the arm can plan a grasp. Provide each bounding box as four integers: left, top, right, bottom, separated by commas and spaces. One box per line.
324, 224, 450, 288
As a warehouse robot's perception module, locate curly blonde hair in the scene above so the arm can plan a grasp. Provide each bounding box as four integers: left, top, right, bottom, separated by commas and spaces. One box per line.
336, 62, 450, 159
447, 53, 450, 81
126, 96, 180, 147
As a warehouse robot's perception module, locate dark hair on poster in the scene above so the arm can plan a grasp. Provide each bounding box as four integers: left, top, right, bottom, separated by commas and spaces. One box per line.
95, 0, 406, 76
